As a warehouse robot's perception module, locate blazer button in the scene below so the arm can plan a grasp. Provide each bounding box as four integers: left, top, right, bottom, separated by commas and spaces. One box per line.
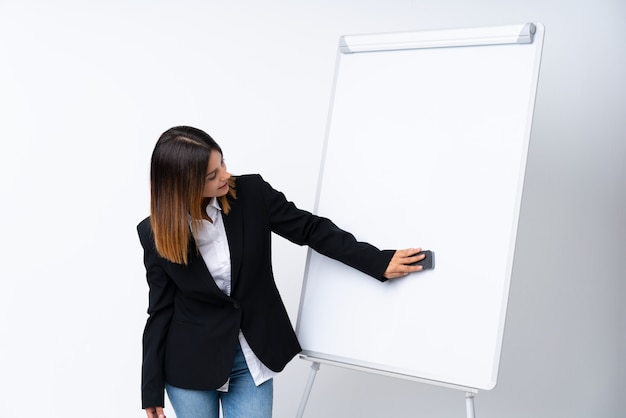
233, 302, 241, 310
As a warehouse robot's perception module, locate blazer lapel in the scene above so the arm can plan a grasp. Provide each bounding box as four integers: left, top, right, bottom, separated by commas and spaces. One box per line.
182, 238, 232, 298
222, 199, 243, 292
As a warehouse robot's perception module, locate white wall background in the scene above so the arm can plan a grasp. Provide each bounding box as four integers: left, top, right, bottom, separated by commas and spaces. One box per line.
0, 1, 623, 417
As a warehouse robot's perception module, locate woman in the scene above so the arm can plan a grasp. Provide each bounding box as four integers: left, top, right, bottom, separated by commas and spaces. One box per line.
138, 126, 425, 418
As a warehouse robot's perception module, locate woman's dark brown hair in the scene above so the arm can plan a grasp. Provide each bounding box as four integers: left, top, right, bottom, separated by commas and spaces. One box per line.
150, 126, 236, 264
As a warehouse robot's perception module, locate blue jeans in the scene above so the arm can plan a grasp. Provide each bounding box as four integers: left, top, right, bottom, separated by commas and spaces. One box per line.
165, 343, 273, 418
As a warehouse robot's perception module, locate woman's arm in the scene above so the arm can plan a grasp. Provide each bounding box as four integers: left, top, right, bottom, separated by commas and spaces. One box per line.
254, 175, 423, 281
138, 219, 176, 409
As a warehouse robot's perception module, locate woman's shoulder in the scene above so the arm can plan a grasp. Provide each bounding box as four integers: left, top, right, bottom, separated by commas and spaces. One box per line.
231, 174, 284, 207
137, 215, 151, 229
234, 173, 263, 185
233, 173, 269, 193
136, 216, 153, 239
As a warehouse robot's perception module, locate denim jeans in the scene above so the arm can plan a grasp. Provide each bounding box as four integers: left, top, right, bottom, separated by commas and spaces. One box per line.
165, 343, 273, 418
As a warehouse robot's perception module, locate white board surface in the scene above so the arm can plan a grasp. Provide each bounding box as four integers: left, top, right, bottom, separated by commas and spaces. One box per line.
296, 23, 544, 391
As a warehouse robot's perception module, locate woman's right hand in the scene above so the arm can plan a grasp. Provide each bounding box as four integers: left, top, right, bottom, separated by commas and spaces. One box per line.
145, 406, 166, 418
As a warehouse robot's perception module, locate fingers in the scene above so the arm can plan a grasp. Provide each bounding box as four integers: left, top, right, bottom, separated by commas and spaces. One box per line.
145, 407, 166, 418
397, 248, 425, 267
397, 247, 423, 258
406, 248, 425, 263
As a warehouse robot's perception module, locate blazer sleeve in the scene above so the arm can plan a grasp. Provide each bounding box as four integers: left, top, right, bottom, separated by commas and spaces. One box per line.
137, 218, 175, 409
255, 175, 395, 281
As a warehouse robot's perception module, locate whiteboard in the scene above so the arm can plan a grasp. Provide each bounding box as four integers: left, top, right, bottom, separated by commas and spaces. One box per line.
295, 23, 544, 391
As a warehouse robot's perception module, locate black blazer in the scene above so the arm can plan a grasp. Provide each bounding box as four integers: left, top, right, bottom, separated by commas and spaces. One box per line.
137, 174, 394, 408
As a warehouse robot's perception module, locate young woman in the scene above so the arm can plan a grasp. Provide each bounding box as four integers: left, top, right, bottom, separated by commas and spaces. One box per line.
138, 126, 425, 418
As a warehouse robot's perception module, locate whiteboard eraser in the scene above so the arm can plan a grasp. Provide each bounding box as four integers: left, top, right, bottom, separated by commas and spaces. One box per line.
411, 250, 435, 270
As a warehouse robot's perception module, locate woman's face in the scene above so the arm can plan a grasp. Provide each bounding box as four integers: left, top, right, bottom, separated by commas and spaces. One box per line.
203, 150, 231, 198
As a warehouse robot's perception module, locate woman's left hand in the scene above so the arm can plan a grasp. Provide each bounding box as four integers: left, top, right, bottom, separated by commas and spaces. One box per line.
383, 248, 425, 279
